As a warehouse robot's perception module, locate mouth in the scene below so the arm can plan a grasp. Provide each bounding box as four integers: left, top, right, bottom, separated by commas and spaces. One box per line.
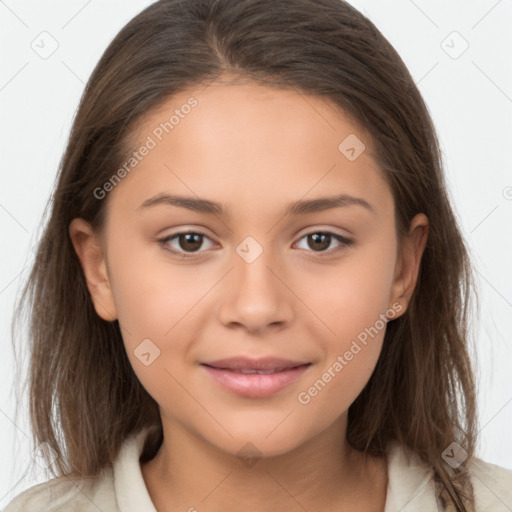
200, 356, 311, 372
201, 363, 310, 374
200, 362, 312, 398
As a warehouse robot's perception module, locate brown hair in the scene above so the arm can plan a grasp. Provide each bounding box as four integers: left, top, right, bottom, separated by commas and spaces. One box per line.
11, 0, 479, 510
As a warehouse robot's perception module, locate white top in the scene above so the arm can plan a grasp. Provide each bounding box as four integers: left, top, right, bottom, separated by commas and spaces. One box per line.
4, 427, 512, 511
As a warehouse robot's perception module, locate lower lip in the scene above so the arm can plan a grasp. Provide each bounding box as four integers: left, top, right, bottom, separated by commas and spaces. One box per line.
201, 364, 311, 398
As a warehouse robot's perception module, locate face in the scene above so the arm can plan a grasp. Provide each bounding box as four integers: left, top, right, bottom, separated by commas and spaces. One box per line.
70, 79, 428, 459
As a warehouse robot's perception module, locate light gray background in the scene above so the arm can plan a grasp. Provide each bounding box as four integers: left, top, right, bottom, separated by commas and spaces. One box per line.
1, 0, 511, 505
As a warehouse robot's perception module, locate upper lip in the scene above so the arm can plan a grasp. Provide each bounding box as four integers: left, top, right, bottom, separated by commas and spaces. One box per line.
201, 357, 311, 371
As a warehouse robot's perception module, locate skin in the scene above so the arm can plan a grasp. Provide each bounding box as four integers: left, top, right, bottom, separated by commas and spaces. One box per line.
70, 79, 429, 511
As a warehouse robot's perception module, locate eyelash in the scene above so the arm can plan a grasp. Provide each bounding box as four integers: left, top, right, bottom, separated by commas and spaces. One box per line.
157, 229, 353, 259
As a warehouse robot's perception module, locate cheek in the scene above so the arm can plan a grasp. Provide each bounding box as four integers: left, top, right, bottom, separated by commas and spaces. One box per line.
307, 245, 395, 339
108, 239, 209, 381
296, 336, 383, 434
298, 239, 394, 396
108, 234, 195, 333
298, 281, 389, 422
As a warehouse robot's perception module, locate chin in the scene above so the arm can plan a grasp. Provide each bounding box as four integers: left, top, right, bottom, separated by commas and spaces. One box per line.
206, 426, 308, 461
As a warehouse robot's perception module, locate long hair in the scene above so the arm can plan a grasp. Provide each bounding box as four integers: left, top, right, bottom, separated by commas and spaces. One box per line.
11, 1, 479, 510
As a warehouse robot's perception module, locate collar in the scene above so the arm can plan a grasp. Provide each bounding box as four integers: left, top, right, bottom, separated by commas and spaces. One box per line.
383, 439, 437, 511
113, 427, 158, 512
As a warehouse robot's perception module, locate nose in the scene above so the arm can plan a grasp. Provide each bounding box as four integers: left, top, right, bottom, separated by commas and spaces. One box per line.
216, 246, 294, 335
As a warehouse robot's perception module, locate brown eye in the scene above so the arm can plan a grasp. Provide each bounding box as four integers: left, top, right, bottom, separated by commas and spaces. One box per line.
295, 231, 353, 256
307, 233, 331, 251
176, 233, 203, 252
159, 230, 214, 257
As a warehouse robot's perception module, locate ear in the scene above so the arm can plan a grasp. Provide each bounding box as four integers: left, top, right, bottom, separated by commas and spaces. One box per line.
388, 213, 429, 317
69, 218, 118, 322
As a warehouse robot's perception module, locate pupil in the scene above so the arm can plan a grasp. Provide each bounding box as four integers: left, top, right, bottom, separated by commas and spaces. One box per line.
309, 233, 330, 251
181, 233, 202, 252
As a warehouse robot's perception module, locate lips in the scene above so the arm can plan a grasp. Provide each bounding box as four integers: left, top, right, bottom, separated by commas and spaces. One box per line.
200, 356, 311, 373
201, 362, 312, 398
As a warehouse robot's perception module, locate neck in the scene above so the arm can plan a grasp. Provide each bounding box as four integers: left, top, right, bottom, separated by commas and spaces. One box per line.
140, 414, 388, 511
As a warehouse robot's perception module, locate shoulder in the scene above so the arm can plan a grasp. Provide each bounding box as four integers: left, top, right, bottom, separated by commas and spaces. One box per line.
3, 467, 119, 512
467, 456, 512, 511
384, 441, 512, 511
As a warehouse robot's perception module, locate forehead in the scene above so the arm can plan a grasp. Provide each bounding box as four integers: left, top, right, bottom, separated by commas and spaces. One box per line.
109, 81, 393, 220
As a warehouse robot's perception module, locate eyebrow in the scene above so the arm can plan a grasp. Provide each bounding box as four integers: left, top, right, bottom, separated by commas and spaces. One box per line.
137, 192, 376, 216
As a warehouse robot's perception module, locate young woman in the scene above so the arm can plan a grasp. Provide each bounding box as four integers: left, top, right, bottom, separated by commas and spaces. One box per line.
6, 0, 512, 511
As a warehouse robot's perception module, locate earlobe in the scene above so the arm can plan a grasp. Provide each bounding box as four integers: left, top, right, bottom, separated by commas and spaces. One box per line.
68, 218, 118, 322
389, 213, 429, 316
